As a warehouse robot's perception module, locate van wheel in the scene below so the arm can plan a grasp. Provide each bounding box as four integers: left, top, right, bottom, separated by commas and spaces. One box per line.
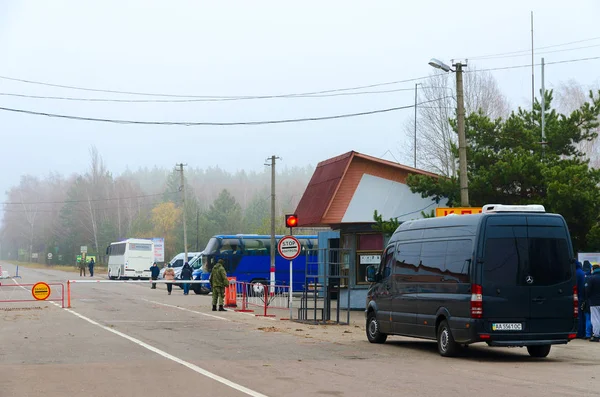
527, 345, 551, 358
366, 312, 387, 344
437, 320, 459, 357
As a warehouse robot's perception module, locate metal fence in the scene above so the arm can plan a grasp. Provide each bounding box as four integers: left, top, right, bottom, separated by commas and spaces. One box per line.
298, 248, 351, 325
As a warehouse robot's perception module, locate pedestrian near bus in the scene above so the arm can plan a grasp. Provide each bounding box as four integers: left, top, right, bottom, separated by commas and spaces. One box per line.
585, 264, 600, 342
576, 261, 586, 338
150, 262, 160, 289
88, 258, 95, 277
164, 267, 175, 295
180, 262, 193, 295
584, 265, 594, 338
78, 258, 86, 277
209, 259, 228, 311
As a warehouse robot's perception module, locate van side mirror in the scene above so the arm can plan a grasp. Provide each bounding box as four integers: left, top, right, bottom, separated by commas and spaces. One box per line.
366, 265, 377, 282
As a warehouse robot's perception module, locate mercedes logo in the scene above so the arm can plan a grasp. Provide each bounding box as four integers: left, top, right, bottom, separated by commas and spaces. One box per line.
525, 276, 534, 284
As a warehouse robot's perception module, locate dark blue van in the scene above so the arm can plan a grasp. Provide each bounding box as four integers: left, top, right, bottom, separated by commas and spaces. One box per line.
365, 204, 578, 358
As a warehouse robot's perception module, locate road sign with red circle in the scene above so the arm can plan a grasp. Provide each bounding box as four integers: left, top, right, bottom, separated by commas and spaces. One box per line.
32, 282, 51, 301
277, 236, 301, 260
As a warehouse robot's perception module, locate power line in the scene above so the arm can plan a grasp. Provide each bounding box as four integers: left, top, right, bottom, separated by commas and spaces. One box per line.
1, 192, 176, 206
0, 74, 434, 99
465, 56, 600, 74
0, 86, 419, 103
463, 36, 600, 60
464, 44, 600, 61
0, 97, 451, 126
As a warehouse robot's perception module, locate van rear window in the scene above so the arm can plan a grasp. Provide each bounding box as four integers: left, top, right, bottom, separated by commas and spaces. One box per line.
483, 234, 571, 286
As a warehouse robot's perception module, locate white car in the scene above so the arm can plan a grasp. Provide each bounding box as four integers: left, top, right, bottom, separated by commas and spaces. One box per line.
159, 252, 202, 279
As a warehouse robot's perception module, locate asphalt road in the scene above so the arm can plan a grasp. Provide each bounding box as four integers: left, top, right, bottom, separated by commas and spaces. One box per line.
1, 262, 599, 397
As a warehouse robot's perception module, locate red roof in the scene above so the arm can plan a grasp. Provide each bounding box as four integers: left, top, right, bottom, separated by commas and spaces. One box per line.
294, 152, 352, 227
295, 151, 439, 227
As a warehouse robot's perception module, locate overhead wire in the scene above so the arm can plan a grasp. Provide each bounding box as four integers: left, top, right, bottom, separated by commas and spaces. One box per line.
0, 74, 434, 99
464, 56, 600, 74
463, 44, 600, 61
0, 97, 452, 126
463, 36, 600, 60
0, 34, 596, 104
0, 86, 418, 103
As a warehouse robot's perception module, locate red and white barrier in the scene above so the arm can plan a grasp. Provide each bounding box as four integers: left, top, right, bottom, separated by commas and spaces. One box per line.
0, 282, 65, 308
234, 281, 291, 318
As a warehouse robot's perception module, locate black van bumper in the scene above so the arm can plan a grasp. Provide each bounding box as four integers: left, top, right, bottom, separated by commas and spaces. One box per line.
465, 320, 576, 347
486, 338, 569, 347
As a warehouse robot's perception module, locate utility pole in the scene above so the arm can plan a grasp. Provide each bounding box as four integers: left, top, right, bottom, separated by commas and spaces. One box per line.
454, 62, 469, 207
265, 155, 280, 292
196, 209, 199, 251
414, 83, 421, 168
176, 163, 188, 264
531, 11, 535, 111
541, 57, 546, 156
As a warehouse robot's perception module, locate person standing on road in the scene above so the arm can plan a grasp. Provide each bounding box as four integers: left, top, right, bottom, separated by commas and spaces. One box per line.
180, 262, 193, 295
576, 261, 586, 338
209, 259, 228, 312
150, 262, 160, 289
584, 265, 593, 339
79, 258, 86, 277
164, 266, 175, 295
88, 258, 95, 277
585, 264, 600, 342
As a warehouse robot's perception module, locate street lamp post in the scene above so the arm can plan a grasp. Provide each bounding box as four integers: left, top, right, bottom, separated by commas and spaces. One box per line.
428, 58, 469, 207
414, 83, 421, 168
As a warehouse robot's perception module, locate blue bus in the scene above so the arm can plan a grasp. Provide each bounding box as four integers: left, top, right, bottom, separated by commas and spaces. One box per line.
191, 234, 318, 295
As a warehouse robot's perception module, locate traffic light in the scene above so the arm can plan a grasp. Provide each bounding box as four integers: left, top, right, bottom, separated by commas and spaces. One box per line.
285, 214, 298, 232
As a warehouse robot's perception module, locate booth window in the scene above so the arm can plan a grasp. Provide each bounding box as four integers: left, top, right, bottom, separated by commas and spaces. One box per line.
356, 233, 384, 284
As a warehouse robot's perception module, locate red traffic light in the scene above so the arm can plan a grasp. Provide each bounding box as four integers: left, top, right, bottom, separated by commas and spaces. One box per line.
285, 214, 298, 228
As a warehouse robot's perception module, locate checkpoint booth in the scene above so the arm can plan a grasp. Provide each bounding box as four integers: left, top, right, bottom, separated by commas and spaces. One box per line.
294, 151, 448, 309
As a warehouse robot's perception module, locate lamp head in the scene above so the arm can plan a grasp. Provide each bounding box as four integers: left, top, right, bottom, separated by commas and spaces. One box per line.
428, 58, 452, 72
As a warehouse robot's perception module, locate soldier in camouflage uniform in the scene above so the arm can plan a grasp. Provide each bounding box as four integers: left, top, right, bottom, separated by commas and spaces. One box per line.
209, 259, 229, 311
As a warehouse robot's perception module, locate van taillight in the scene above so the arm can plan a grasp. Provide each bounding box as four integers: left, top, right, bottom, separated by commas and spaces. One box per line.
471, 284, 483, 319
573, 285, 579, 318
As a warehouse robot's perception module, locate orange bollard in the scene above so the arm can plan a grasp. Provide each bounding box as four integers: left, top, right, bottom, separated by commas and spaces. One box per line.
224, 277, 237, 308
67, 280, 71, 308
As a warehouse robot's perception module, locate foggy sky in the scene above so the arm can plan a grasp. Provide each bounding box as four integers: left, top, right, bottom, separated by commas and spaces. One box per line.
0, 0, 599, 207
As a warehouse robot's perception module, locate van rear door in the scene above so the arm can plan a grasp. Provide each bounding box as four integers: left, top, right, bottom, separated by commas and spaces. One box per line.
481, 215, 574, 335
481, 216, 530, 329
524, 216, 574, 334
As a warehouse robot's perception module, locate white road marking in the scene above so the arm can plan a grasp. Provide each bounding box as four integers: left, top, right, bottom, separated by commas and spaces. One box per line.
141, 298, 231, 321
9, 274, 270, 397
107, 320, 190, 323
64, 307, 270, 397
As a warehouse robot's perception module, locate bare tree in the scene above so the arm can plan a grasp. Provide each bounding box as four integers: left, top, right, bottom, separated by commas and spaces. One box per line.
554, 80, 600, 168
400, 68, 510, 176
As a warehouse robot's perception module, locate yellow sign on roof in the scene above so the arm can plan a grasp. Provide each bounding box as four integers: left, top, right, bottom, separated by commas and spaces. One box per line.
435, 207, 482, 217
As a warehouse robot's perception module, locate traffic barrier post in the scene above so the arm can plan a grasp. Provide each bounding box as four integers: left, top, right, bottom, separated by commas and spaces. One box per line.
256, 285, 276, 317
243, 282, 289, 318
234, 281, 253, 313
224, 277, 237, 308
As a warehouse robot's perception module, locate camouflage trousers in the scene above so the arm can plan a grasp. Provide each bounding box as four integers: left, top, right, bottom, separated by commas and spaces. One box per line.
212, 286, 225, 306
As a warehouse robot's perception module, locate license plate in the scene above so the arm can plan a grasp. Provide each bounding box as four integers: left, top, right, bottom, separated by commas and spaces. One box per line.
492, 323, 522, 331
136, 271, 143, 274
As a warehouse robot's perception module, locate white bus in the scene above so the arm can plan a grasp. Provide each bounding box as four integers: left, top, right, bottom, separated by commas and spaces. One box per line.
107, 238, 155, 280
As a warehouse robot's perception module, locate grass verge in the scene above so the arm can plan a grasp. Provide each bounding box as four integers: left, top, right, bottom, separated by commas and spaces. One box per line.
0, 261, 107, 275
